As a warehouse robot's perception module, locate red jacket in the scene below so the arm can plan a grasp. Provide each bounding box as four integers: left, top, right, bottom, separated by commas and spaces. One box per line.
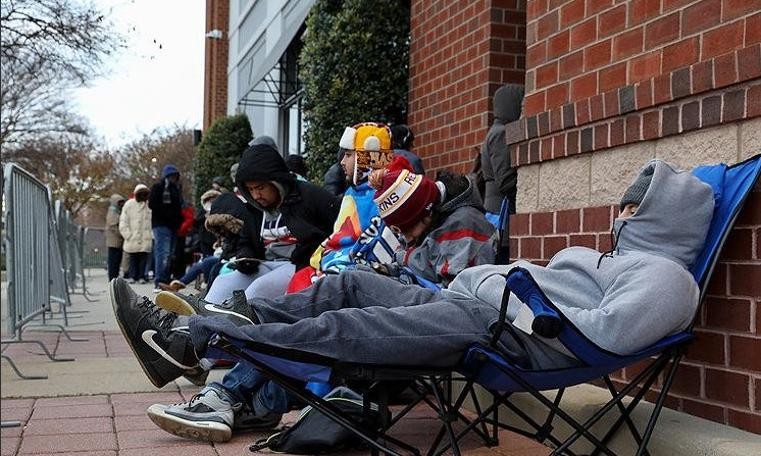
177, 206, 195, 237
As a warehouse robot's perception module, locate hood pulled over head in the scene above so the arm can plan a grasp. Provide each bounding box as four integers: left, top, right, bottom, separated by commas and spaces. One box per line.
235, 143, 294, 209
493, 84, 524, 123
614, 160, 714, 269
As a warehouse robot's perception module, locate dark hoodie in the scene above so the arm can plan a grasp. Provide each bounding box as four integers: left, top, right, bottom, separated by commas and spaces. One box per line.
235, 144, 340, 268
480, 84, 524, 213
149, 164, 183, 230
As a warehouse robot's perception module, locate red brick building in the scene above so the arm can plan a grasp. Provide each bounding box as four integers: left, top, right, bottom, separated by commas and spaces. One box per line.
205, 0, 760, 441
202, 0, 229, 130
407, 0, 759, 438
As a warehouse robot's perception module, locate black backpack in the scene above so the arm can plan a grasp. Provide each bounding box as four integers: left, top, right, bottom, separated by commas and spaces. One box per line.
250, 386, 382, 454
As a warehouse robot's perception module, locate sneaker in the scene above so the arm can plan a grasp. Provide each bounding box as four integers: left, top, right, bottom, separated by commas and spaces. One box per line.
152, 287, 162, 294
146, 384, 282, 442
109, 278, 203, 388
170, 280, 187, 291
155, 289, 258, 326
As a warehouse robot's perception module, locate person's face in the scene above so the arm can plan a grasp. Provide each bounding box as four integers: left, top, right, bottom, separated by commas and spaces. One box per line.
167, 174, 180, 184
619, 203, 639, 219
135, 190, 149, 202
396, 215, 433, 244
245, 180, 280, 208
340, 149, 356, 183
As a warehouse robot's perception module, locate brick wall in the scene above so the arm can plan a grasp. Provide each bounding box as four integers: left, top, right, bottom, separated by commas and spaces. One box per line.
499, 0, 761, 434
203, 0, 230, 131
408, 0, 526, 174
509, 189, 761, 433
510, 1, 759, 167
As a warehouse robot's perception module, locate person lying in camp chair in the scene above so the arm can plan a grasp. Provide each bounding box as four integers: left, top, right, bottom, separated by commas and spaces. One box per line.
109, 159, 714, 443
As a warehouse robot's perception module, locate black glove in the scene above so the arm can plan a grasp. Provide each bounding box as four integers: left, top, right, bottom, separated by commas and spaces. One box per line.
228, 258, 260, 275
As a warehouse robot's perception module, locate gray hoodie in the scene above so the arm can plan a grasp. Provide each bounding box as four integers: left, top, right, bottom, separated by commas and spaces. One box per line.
446, 160, 714, 355
480, 84, 524, 213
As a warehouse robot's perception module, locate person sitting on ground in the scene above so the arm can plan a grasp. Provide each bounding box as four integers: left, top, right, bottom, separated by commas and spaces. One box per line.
141, 124, 497, 443
111, 159, 714, 442
160, 190, 222, 292
169, 139, 339, 305
365, 156, 496, 287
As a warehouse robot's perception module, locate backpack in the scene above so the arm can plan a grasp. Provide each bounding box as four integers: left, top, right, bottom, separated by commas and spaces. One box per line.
250, 386, 382, 454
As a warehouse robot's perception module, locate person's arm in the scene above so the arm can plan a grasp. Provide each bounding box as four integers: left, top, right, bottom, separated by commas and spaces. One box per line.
147, 182, 162, 211
118, 205, 132, 241
402, 211, 496, 286
486, 128, 517, 201
560, 262, 698, 355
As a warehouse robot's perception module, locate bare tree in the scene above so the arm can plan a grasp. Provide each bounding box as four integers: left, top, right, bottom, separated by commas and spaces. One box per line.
0, 0, 122, 146
3, 129, 115, 218
114, 126, 198, 202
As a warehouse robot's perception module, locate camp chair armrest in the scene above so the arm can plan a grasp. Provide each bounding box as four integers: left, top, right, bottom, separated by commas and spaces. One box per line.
504, 267, 563, 338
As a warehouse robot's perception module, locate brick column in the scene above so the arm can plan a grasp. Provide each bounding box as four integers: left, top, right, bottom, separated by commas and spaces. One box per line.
408, 0, 526, 174
203, 0, 230, 130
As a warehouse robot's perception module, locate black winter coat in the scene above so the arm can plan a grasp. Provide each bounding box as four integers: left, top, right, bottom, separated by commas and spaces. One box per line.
148, 179, 183, 230
235, 144, 340, 269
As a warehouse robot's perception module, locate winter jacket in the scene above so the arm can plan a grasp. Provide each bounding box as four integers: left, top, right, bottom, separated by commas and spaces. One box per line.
310, 181, 381, 272
235, 143, 340, 269
119, 198, 153, 253
446, 160, 714, 355
480, 84, 524, 213
105, 194, 125, 248
323, 162, 347, 196
148, 165, 183, 230
399, 175, 496, 286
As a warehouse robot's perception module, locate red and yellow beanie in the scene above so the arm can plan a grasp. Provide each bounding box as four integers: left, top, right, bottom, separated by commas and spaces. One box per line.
370, 156, 441, 231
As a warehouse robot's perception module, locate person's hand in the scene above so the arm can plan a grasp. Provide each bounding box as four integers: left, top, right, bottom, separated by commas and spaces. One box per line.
228, 257, 260, 275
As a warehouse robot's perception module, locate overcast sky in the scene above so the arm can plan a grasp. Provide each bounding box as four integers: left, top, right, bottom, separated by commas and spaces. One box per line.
72, 0, 205, 148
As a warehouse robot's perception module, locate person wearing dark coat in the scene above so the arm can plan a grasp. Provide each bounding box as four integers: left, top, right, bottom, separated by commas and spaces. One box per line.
390, 124, 425, 174
480, 84, 524, 217
199, 142, 340, 303
148, 164, 183, 291
323, 150, 348, 196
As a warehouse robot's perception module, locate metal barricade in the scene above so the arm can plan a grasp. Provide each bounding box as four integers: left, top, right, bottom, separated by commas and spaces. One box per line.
2, 163, 81, 380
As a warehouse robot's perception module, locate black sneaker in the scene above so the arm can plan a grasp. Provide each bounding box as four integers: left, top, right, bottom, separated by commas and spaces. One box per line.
146, 384, 282, 442
109, 278, 202, 388
154, 289, 258, 326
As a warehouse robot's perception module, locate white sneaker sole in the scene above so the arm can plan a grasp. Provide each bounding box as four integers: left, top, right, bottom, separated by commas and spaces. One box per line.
147, 404, 232, 442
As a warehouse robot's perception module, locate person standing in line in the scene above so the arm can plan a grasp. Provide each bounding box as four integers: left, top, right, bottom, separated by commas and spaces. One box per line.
119, 184, 153, 283
149, 164, 183, 292
480, 84, 524, 220
105, 194, 126, 281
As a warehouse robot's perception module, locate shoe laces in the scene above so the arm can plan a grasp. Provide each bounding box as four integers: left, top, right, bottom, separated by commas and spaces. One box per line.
137, 296, 177, 330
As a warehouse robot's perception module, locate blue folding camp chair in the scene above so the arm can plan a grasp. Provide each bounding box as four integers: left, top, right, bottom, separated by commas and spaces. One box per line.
206, 155, 759, 456
448, 154, 761, 456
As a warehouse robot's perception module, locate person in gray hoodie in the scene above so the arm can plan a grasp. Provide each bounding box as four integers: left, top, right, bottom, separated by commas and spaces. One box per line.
480, 84, 524, 216
110, 160, 714, 434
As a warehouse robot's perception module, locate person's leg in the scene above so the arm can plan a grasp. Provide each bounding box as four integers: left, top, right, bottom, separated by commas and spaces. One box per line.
203, 270, 257, 303
207, 261, 223, 287
153, 227, 173, 287
127, 252, 138, 281
250, 270, 441, 323
107, 247, 121, 281
135, 252, 148, 281
243, 262, 295, 300
179, 256, 220, 285
190, 270, 494, 367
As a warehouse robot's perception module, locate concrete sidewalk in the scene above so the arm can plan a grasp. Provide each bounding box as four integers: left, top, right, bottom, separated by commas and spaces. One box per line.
1, 268, 550, 456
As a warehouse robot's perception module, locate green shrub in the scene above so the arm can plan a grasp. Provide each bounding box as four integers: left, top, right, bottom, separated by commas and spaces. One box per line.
194, 114, 253, 203
300, 0, 410, 181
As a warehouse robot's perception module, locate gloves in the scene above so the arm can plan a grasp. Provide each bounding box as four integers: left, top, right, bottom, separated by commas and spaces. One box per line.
228, 258, 260, 275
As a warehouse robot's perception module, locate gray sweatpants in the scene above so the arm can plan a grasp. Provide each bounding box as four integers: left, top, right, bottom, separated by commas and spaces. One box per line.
190, 270, 576, 369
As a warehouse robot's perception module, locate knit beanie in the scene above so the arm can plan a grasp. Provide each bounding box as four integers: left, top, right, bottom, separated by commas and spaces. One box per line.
620, 167, 655, 211
371, 157, 441, 231
339, 122, 394, 184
